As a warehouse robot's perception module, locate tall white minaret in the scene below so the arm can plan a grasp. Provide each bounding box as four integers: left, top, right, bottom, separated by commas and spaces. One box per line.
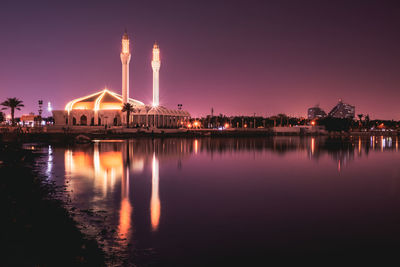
120, 31, 131, 104
151, 42, 161, 107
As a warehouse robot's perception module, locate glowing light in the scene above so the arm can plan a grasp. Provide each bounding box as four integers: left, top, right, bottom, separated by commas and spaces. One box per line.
94, 91, 107, 111
122, 36, 130, 54
119, 198, 132, 237
65, 91, 103, 112
224, 123, 229, 129
311, 137, 315, 155
118, 167, 132, 243
132, 159, 144, 173
311, 121, 316, 126
194, 139, 198, 154
65, 88, 145, 113
152, 42, 161, 107
46, 145, 53, 178
64, 150, 74, 173
244, 124, 247, 128
152, 43, 160, 61
47, 102, 52, 112
151, 153, 160, 231
121, 33, 131, 104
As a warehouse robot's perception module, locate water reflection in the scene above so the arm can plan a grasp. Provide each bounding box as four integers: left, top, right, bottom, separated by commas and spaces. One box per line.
56, 136, 400, 264
62, 136, 399, 206
118, 168, 132, 243
46, 145, 53, 178
151, 153, 160, 232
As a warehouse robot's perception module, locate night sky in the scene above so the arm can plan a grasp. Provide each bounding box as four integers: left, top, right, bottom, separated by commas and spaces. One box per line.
1, 0, 399, 119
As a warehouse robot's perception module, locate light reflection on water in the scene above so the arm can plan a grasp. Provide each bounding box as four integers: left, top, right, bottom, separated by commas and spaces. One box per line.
43, 136, 400, 265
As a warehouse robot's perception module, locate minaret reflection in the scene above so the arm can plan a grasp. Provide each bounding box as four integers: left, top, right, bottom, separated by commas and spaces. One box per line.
118, 142, 132, 244
150, 152, 161, 231
118, 167, 132, 243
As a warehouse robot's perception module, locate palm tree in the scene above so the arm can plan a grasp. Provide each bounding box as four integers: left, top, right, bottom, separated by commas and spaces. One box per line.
1, 97, 24, 126
121, 103, 134, 128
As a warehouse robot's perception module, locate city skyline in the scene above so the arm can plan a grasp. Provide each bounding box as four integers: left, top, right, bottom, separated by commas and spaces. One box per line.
1, 0, 400, 119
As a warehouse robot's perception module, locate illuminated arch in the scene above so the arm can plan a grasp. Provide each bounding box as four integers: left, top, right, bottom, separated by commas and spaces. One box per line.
80, 115, 87, 125
65, 89, 145, 113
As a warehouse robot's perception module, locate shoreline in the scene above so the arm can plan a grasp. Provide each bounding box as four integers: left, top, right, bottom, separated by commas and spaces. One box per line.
0, 127, 399, 144
0, 144, 106, 266
0, 128, 398, 143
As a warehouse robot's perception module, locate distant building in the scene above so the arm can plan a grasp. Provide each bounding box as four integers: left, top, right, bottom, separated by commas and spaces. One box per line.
307, 106, 326, 120
21, 113, 41, 126
328, 99, 355, 119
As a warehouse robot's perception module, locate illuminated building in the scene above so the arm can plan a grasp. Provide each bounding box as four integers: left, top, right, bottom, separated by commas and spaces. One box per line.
52, 31, 190, 127
328, 99, 355, 119
21, 113, 41, 126
307, 106, 326, 120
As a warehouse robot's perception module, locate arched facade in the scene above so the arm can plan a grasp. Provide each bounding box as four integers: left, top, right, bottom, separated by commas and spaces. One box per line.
52, 89, 190, 128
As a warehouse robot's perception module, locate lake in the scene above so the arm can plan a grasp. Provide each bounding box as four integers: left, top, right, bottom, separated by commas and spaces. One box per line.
41, 136, 400, 265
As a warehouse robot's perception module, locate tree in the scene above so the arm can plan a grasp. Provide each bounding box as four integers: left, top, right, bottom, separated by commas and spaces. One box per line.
277, 113, 288, 126
319, 117, 353, 132
0, 111, 4, 123
121, 103, 134, 128
357, 114, 363, 128
365, 114, 370, 129
1, 97, 24, 126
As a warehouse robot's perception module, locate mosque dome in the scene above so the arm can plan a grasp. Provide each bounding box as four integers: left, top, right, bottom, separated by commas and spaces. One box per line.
65, 89, 145, 112
147, 106, 190, 117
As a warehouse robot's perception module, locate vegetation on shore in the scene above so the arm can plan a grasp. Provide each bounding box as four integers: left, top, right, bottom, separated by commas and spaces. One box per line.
0, 143, 105, 266
1, 97, 24, 125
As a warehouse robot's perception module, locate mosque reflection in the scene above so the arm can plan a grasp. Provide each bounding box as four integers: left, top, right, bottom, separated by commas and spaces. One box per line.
62, 136, 399, 249
64, 139, 192, 247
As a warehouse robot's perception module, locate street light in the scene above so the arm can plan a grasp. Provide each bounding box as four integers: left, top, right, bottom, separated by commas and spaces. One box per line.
38, 100, 43, 117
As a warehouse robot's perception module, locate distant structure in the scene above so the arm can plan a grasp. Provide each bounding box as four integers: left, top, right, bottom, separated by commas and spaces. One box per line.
328, 99, 355, 119
307, 105, 326, 120
52, 31, 190, 127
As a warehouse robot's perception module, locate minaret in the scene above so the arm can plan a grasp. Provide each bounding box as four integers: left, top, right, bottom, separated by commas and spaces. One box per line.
151, 42, 161, 107
120, 31, 131, 104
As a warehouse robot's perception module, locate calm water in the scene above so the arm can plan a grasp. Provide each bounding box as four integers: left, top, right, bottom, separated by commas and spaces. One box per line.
40, 137, 400, 265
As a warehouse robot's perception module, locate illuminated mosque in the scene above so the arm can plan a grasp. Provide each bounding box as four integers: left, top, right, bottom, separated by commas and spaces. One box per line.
52, 32, 190, 127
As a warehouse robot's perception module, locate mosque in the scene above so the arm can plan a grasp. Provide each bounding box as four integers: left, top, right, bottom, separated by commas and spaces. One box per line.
52, 32, 190, 128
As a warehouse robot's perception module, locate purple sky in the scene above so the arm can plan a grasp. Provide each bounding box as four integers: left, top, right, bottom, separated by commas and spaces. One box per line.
0, 0, 399, 119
